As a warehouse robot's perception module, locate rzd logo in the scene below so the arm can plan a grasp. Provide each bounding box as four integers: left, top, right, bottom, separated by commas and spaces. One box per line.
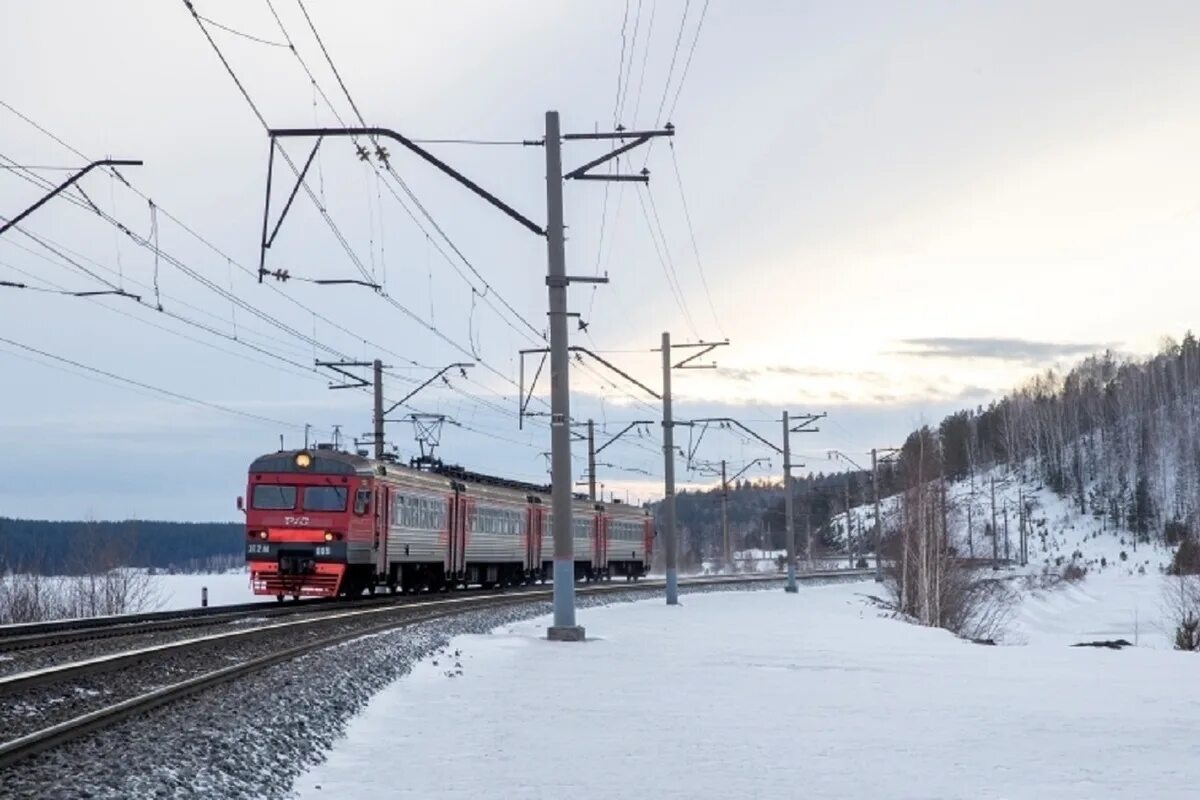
283, 516, 311, 526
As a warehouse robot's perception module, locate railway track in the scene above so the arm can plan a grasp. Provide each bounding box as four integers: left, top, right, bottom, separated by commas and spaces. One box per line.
0, 594, 369, 650
0, 570, 871, 770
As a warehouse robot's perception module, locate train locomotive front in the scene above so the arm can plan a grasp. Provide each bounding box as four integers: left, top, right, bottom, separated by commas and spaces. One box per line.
242, 448, 377, 600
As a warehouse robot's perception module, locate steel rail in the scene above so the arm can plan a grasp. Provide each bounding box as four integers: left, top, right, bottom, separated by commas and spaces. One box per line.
0, 562, 868, 649
0, 597, 332, 640
0, 593, 411, 652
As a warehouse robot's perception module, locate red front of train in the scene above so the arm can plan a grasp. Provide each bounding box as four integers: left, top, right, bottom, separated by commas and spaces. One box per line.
241, 448, 376, 599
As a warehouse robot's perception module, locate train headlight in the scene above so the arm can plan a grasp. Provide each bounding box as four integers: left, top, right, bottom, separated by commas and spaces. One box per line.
294, 451, 313, 469
324, 531, 334, 542
259, 531, 268, 540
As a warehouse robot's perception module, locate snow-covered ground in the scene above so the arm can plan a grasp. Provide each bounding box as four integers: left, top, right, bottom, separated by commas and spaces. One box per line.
1014, 571, 1175, 648
703, 549, 865, 574
151, 569, 257, 611
293, 581, 1200, 799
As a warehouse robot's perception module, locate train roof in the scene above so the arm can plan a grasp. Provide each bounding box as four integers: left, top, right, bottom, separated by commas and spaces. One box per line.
248, 448, 646, 515
428, 463, 554, 496
248, 448, 372, 476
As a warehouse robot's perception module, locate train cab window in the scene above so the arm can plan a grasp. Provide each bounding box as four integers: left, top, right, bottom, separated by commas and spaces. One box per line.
353, 487, 371, 516
251, 485, 296, 510
302, 486, 348, 511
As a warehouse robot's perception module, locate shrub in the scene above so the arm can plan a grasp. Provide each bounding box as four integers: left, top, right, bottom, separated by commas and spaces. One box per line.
1165, 520, 1190, 546
1175, 616, 1200, 651
1167, 576, 1200, 650
1120, 551, 1128, 562
1062, 562, 1088, 582
1171, 538, 1200, 576
1100, 557, 1107, 568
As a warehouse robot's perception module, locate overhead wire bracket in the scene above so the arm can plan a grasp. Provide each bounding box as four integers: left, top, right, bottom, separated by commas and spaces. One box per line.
1, 159, 143, 238
518, 348, 550, 429
384, 362, 473, 418
259, 137, 323, 281
569, 346, 661, 399
562, 125, 674, 183
266, 127, 545, 237
315, 359, 372, 390
594, 420, 656, 456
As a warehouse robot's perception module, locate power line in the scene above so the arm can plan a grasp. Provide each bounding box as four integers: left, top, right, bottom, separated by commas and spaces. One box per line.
173, 10, 529, 387
183, 0, 376, 287
627, 0, 658, 127
0, 219, 320, 364
267, 3, 546, 349
651, 0, 691, 127
267, 0, 549, 365
193, 10, 290, 47
668, 140, 724, 338
2, 224, 121, 291
615, 0, 644, 125
0, 164, 81, 171
611, 0, 631, 127
639, 0, 708, 171
17, 169, 541, 435
0, 258, 327, 384
0, 334, 314, 431
2, 100, 553, 445
588, 0, 657, 332
665, 0, 710, 123
636, 184, 699, 338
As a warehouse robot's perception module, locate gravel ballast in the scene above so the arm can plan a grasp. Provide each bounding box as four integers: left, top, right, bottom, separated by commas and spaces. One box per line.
0, 578, 864, 799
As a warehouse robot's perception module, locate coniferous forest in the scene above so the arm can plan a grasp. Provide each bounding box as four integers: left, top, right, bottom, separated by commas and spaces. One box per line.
0, 518, 243, 575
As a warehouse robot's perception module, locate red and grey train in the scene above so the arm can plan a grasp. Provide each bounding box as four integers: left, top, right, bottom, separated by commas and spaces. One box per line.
240, 447, 653, 599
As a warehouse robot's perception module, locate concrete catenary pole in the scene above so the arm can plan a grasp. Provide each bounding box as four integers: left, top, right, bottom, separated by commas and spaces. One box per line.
783, 411, 798, 593
661, 331, 679, 604
587, 419, 596, 502
544, 111, 582, 641
372, 359, 384, 459
872, 448, 883, 582
721, 459, 730, 573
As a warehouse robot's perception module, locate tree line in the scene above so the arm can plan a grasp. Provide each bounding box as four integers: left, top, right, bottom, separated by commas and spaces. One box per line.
0, 518, 243, 575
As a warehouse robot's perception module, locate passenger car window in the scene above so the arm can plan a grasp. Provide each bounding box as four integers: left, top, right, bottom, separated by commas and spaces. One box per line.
353, 487, 371, 516
251, 485, 296, 510
302, 486, 348, 511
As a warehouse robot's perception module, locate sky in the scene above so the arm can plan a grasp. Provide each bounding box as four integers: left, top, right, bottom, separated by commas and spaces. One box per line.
1, 0, 1198, 521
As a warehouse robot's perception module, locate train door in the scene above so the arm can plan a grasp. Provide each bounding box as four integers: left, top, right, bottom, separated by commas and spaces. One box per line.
449, 489, 468, 578
445, 488, 456, 578
525, 503, 543, 572
593, 512, 608, 572
374, 484, 388, 576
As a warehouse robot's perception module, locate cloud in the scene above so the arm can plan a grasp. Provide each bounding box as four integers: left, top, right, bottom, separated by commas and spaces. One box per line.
713, 365, 888, 382
892, 337, 1103, 364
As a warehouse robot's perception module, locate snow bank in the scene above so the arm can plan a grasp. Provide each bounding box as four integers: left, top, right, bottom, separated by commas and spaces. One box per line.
150, 570, 255, 611
294, 583, 1200, 799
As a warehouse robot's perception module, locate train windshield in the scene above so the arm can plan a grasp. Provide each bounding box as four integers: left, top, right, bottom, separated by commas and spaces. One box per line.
302, 485, 348, 511
251, 484, 296, 510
